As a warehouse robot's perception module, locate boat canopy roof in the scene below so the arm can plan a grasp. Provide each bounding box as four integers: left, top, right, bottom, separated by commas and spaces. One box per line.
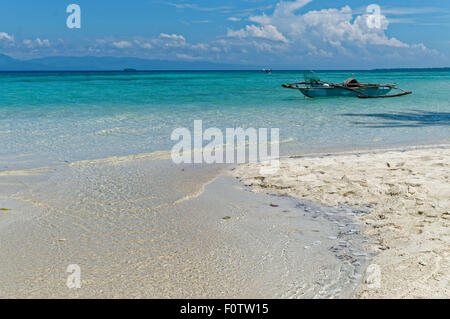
343, 78, 360, 86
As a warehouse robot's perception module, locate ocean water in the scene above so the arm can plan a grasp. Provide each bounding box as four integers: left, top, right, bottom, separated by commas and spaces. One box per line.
0, 70, 449, 170
1, 70, 448, 298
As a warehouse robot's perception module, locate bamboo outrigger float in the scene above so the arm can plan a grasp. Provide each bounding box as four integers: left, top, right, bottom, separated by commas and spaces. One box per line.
282, 71, 412, 99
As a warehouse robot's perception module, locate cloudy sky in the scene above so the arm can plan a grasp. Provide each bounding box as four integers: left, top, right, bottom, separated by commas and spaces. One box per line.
1, 0, 449, 69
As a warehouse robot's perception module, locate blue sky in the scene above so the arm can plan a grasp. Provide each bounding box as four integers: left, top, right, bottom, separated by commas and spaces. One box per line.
0, 0, 449, 68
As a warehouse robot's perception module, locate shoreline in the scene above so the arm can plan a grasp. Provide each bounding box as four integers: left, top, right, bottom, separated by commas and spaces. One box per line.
0, 142, 448, 298
234, 144, 450, 298
3, 137, 450, 174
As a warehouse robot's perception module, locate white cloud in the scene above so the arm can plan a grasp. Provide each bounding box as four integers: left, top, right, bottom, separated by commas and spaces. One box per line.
134, 40, 153, 49
215, 0, 445, 67
159, 33, 186, 42
164, 2, 233, 12
249, 0, 312, 26
112, 41, 132, 49
0, 32, 14, 42
388, 18, 416, 24
381, 7, 445, 15
190, 43, 209, 50
227, 25, 288, 42
35, 38, 51, 47
22, 38, 51, 48
175, 53, 203, 61
86, 35, 213, 62
239, 0, 417, 56
248, 3, 410, 48
227, 17, 241, 22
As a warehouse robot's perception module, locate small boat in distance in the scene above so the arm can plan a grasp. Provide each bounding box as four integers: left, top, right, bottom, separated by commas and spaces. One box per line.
264, 68, 272, 74
123, 68, 138, 72
282, 71, 412, 98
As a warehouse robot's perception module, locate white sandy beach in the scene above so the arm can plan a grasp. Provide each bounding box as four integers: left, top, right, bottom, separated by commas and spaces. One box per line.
0, 157, 368, 298
0, 145, 449, 298
234, 145, 450, 298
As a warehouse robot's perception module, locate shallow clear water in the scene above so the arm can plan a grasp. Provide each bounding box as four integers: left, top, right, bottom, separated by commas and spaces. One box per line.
0, 70, 449, 170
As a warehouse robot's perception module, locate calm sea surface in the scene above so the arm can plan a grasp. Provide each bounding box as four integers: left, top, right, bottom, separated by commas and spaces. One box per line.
1, 70, 449, 170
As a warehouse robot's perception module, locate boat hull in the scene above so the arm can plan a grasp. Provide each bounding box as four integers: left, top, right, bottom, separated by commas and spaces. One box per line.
299, 86, 393, 98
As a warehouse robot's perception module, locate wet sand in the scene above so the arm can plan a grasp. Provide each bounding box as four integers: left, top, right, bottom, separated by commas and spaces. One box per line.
0, 155, 369, 298
234, 145, 450, 298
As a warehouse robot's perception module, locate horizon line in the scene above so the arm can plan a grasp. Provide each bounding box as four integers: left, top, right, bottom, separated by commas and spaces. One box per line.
0, 67, 450, 72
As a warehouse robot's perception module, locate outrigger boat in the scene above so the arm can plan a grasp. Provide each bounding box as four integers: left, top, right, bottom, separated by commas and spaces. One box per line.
282, 71, 412, 98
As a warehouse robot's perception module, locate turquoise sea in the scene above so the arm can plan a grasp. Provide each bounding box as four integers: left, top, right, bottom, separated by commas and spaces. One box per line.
0, 70, 449, 170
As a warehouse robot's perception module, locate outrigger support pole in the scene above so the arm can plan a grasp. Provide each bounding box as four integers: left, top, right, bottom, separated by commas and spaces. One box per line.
357, 89, 412, 99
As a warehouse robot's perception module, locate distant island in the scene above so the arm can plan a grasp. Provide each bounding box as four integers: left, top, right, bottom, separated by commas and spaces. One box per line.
0, 54, 252, 71
0, 54, 448, 72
